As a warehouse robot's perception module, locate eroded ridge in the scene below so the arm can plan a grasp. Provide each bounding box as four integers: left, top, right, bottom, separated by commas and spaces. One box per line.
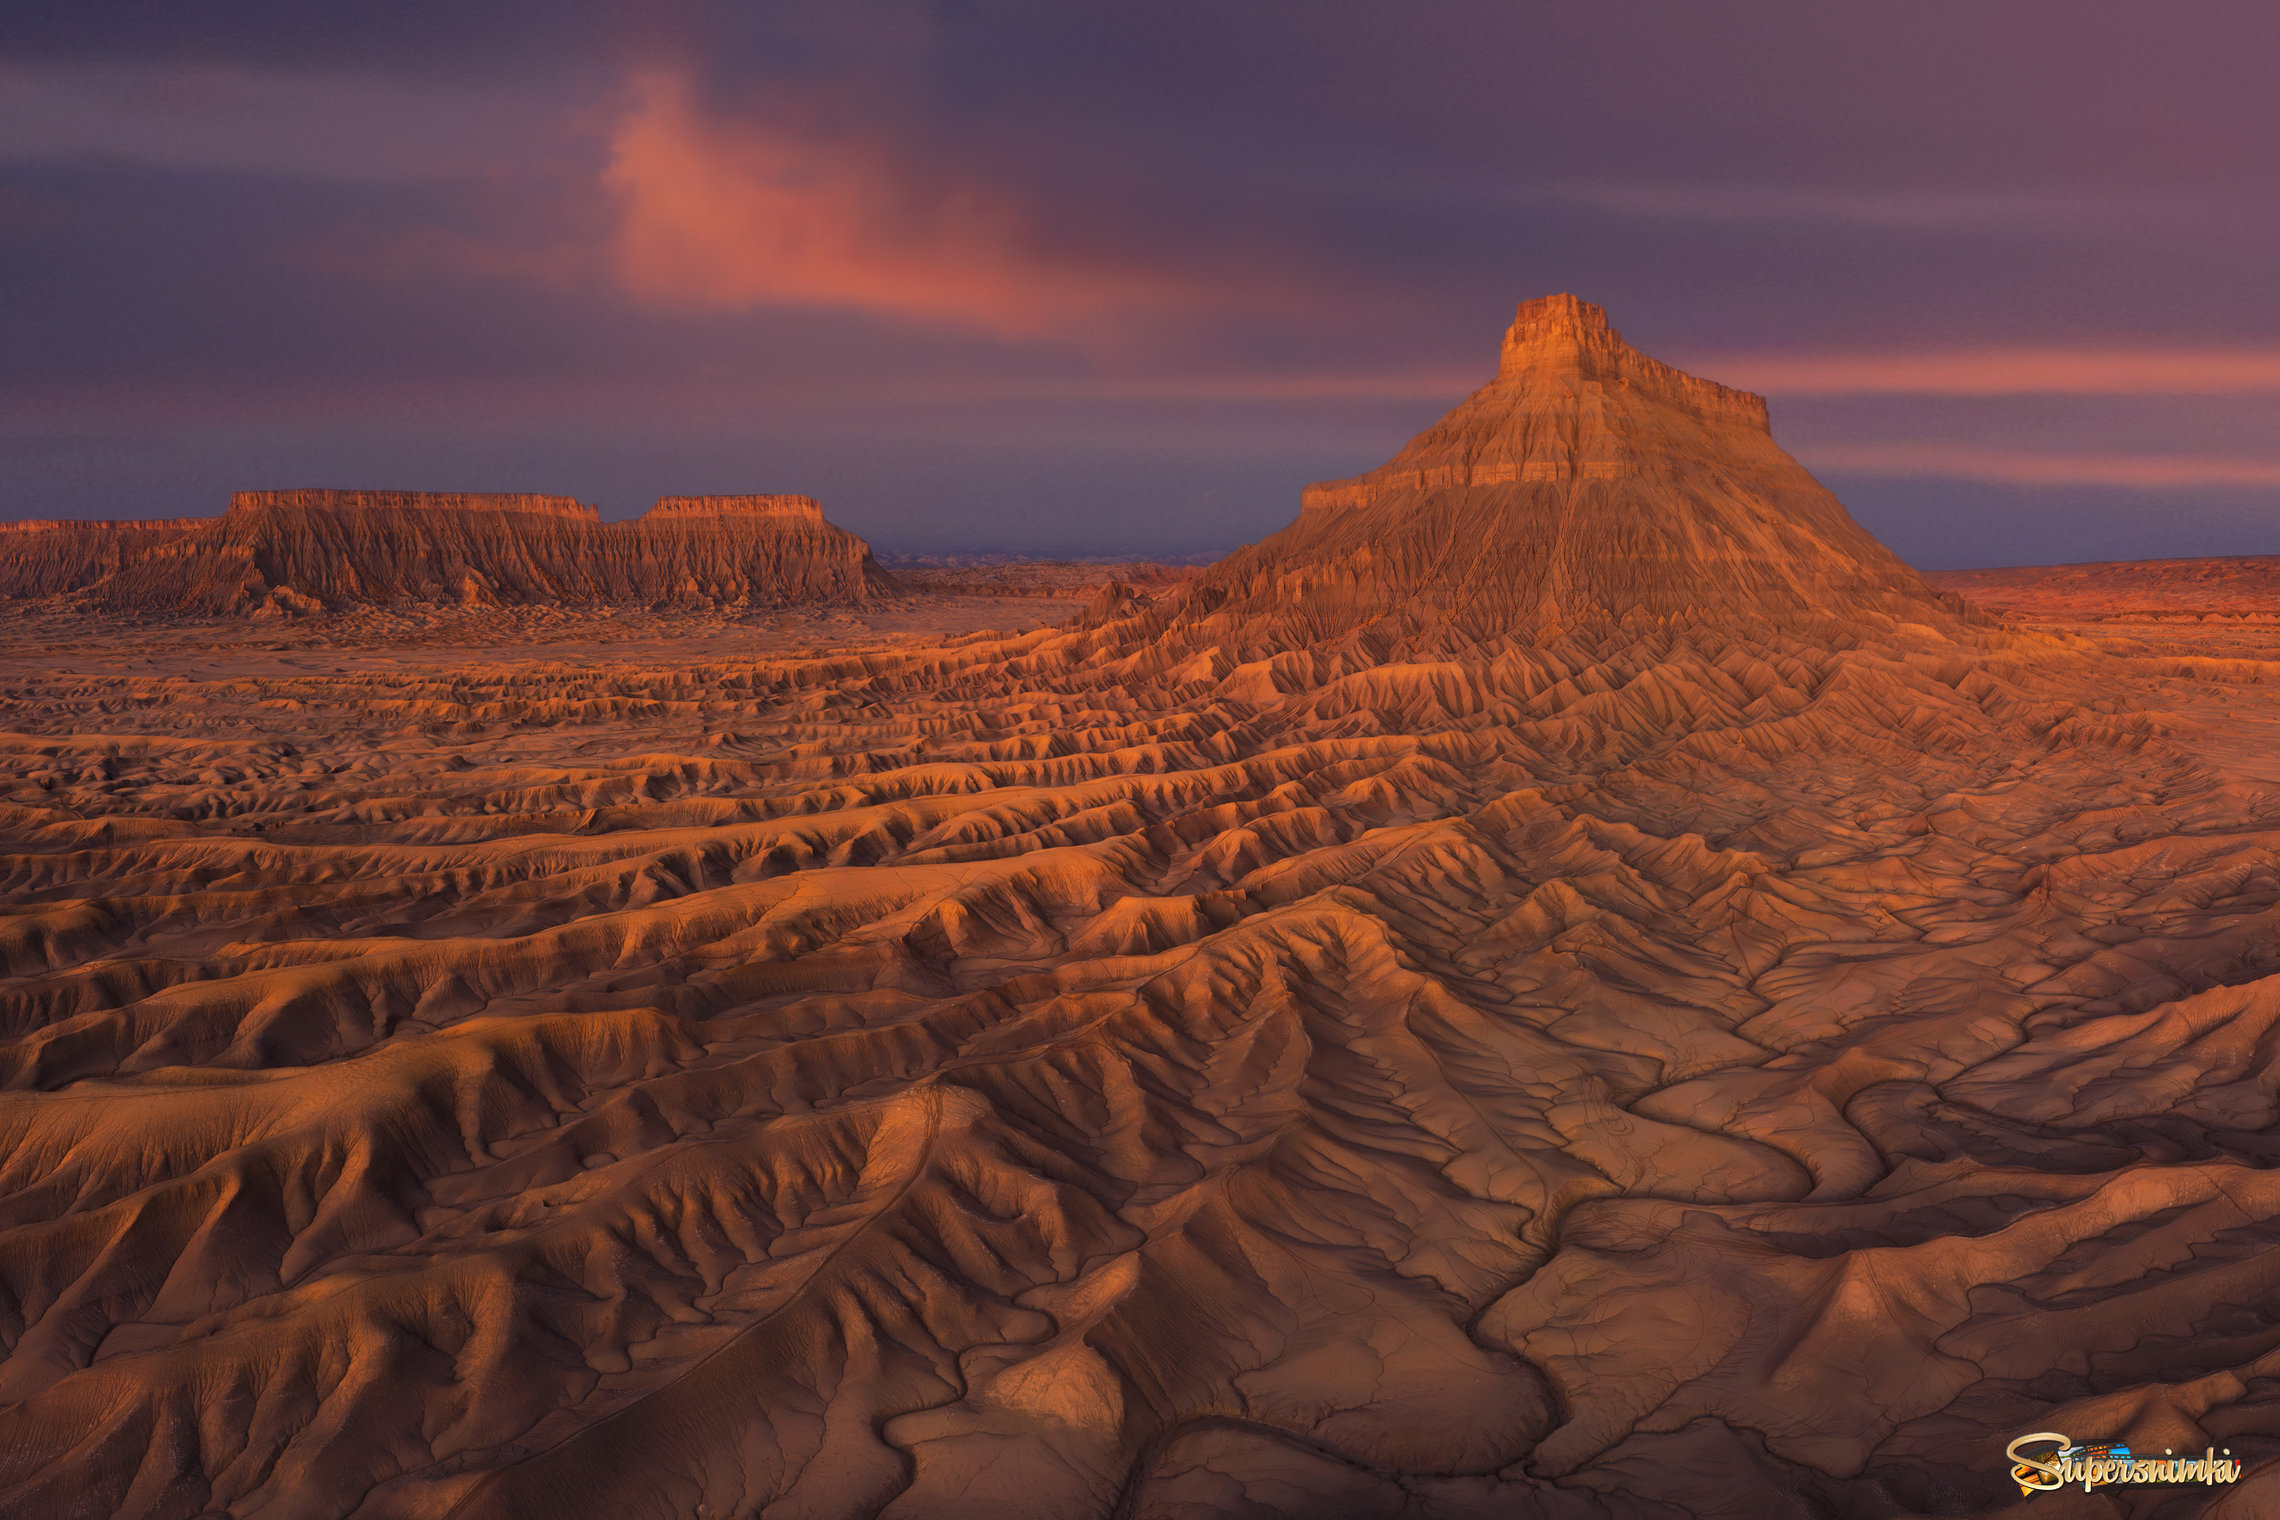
7, 594, 2280, 1517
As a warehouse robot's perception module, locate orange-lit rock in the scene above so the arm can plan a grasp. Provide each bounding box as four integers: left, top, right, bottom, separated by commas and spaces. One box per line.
1190, 293, 1980, 652
0, 489, 890, 613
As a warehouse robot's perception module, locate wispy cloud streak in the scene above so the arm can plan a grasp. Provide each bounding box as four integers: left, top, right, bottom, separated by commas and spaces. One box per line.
1551, 181, 2223, 234
1699, 349, 2280, 397
1807, 442, 2280, 488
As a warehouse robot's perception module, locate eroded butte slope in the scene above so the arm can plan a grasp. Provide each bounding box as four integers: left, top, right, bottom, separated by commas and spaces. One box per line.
5, 299, 2280, 1518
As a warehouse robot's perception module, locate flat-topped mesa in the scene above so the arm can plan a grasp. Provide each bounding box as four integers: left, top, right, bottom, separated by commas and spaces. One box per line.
616, 492, 894, 606
643, 494, 823, 522
228, 490, 602, 522
2, 486, 881, 611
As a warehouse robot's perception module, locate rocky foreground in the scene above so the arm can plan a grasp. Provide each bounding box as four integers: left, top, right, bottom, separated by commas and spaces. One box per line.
4, 299, 2280, 1517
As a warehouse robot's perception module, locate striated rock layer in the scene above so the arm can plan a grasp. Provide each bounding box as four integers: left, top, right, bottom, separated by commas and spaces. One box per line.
1163, 294, 1984, 660
0, 518, 204, 601
0, 491, 891, 613
7, 300, 2280, 1518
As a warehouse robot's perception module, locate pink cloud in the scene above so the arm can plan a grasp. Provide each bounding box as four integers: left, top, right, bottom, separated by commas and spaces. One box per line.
1693, 348, 2280, 396
1804, 442, 2280, 488
600, 72, 1186, 337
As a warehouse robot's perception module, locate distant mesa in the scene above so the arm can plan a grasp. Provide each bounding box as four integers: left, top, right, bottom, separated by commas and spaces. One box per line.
0, 489, 891, 614
1929, 553, 2280, 623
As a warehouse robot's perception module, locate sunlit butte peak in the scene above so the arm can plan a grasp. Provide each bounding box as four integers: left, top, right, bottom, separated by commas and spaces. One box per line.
1483, 293, 1770, 429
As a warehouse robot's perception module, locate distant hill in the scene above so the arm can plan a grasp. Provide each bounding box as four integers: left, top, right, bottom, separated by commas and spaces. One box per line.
1929, 554, 2280, 622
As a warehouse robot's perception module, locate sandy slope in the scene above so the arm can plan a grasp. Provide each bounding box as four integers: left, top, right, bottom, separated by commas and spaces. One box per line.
5, 302, 2280, 1518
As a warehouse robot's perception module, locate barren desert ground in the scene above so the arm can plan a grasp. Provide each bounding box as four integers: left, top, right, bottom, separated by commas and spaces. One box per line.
9, 300, 2280, 1518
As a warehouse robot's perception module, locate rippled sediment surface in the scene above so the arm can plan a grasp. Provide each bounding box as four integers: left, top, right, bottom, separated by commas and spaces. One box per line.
5, 601, 2280, 1518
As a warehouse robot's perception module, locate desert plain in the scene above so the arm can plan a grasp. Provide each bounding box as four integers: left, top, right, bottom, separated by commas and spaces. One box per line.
4, 298, 2280, 1518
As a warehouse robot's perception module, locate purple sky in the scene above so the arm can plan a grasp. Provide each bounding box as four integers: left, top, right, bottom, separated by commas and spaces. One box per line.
5, 1, 2280, 567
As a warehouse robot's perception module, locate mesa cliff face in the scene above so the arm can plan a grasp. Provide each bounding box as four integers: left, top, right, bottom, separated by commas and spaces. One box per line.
0, 490, 890, 612
0, 518, 204, 601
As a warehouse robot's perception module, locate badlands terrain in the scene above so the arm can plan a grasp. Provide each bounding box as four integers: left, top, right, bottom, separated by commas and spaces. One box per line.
7, 297, 2280, 1517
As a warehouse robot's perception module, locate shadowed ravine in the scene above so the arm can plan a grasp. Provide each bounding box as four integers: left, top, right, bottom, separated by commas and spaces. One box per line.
4, 300, 2280, 1518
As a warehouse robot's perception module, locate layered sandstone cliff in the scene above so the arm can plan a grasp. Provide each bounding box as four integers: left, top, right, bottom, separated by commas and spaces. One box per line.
0, 518, 204, 601
0, 490, 890, 613
1157, 293, 1978, 659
